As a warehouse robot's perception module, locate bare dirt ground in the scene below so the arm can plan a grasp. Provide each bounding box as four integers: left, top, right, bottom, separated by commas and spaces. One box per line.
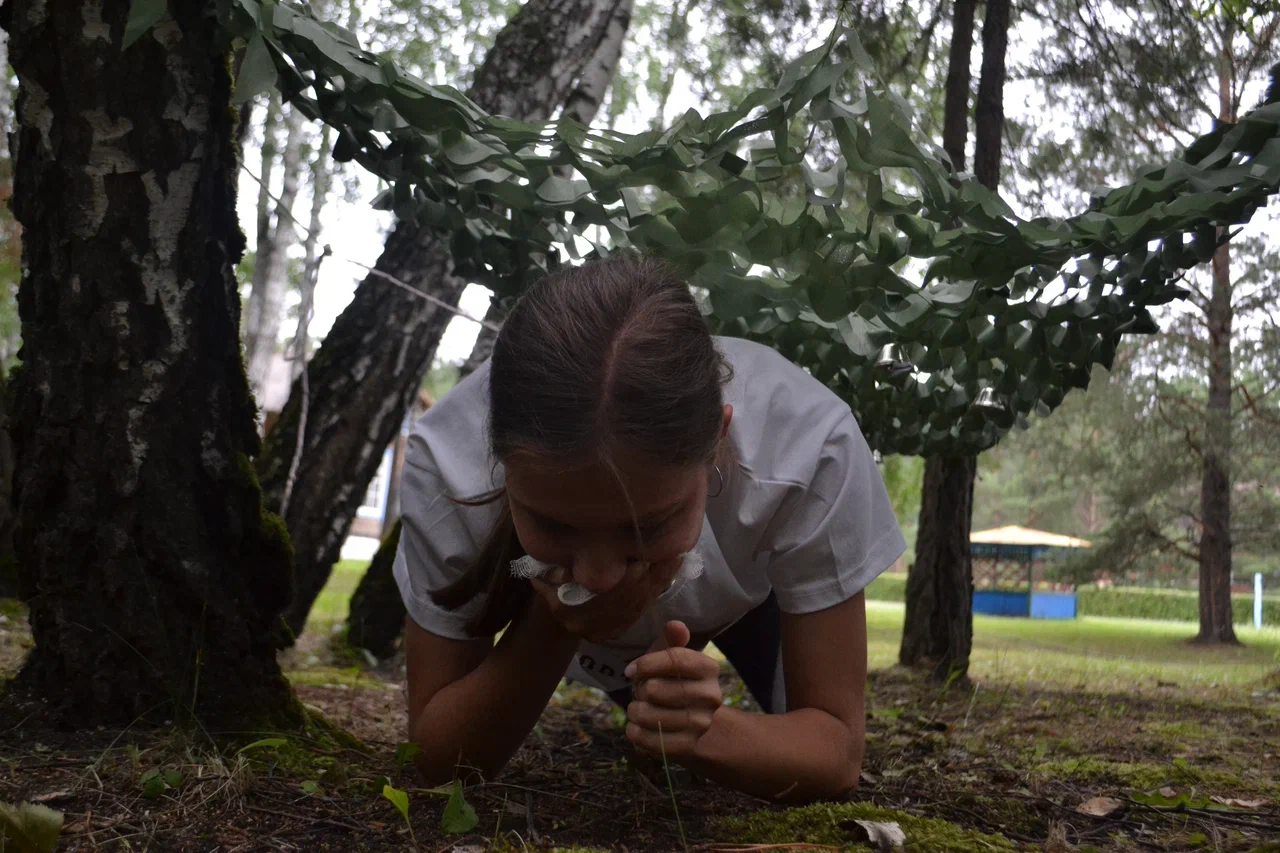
3, 603, 1279, 852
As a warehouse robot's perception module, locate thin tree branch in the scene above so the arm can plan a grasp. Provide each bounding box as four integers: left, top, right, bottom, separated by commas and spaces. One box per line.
240, 166, 501, 332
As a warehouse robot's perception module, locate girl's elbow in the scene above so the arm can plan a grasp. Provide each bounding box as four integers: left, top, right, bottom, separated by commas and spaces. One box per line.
409, 736, 507, 787
826, 728, 865, 799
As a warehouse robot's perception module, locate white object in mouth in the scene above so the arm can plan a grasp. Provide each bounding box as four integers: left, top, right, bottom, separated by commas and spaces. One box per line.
510, 552, 705, 606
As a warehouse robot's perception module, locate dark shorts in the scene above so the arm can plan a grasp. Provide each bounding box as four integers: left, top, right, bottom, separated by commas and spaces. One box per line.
606, 591, 784, 714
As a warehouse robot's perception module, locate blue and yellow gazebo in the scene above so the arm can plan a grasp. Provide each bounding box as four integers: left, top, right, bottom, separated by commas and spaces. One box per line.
970, 525, 1091, 620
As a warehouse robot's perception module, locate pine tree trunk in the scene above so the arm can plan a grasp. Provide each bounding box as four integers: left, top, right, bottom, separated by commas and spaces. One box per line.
901, 456, 976, 679
260, 0, 632, 643
940, 0, 977, 173
246, 105, 304, 404
900, 0, 978, 681
6, 0, 299, 727
973, 0, 1010, 190
1198, 239, 1237, 644
1196, 24, 1239, 646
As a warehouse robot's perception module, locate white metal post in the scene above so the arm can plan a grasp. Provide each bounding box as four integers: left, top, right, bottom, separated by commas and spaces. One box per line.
1256, 573, 1264, 631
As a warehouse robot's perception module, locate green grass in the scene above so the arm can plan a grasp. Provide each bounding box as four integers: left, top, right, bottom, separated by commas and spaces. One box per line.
310, 561, 1279, 694
864, 600, 1280, 693
309, 560, 370, 627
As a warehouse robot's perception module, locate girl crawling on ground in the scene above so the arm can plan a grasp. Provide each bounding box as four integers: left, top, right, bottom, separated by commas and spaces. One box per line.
394, 252, 904, 802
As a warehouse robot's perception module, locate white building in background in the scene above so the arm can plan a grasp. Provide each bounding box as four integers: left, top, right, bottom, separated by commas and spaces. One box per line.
258, 352, 431, 563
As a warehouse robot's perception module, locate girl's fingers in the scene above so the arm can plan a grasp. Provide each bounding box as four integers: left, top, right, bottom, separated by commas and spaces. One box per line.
633, 675, 722, 710
627, 700, 714, 734
626, 646, 720, 681
625, 722, 700, 759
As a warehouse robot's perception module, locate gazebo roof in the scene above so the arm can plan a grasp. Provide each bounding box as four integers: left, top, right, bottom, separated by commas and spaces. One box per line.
970, 525, 1091, 554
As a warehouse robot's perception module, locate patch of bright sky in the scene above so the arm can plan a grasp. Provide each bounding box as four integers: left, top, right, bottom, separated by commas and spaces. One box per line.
236, 4, 1277, 366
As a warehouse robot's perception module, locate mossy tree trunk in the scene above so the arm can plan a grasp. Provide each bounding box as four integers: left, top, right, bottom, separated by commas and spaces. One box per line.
6, 0, 299, 727
259, 0, 633, 642
346, 521, 404, 659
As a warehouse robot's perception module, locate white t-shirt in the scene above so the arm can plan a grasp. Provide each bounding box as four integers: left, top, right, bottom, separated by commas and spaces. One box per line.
393, 336, 906, 698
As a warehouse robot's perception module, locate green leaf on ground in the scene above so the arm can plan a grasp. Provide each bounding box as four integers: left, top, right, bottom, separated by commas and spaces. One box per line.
382, 784, 409, 822
237, 737, 287, 754
442, 780, 478, 835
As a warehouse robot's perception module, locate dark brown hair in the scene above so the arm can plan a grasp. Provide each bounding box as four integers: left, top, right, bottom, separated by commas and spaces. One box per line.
429, 252, 732, 636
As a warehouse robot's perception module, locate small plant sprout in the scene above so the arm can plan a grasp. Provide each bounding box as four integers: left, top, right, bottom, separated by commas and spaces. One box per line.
382, 784, 415, 844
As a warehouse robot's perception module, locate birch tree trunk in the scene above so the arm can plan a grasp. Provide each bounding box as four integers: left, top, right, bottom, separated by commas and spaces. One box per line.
343, 0, 633, 654
458, 0, 633, 383
242, 94, 278, 345
294, 127, 333, 375
260, 0, 634, 642
0, 32, 16, 599
246, 104, 304, 405
6, 0, 299, 726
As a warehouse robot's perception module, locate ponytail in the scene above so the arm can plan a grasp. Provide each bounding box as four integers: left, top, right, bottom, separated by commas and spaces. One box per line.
429, 491, 532, 637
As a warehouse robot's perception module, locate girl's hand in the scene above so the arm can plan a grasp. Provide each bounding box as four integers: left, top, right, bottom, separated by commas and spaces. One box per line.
623, 621, 723, 761
527, 559, 682, 644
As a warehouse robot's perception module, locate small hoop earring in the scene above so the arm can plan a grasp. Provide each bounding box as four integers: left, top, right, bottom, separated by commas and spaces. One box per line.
708, 464, 725, 499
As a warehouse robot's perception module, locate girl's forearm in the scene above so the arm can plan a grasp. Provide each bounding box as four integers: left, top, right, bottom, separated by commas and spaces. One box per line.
685, 706, 864, 802
411, 597, 579, 784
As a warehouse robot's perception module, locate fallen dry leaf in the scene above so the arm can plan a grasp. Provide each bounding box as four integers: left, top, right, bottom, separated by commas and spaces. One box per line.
30, 792, 74, 805
842, 818, 907, 852
1159, 786, 1178, 798
1211, 796, 1270, 809
1076, 796, 1124, 817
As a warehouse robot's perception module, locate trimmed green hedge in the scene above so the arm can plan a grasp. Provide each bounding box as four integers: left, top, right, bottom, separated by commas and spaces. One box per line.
866, 572, 908, 602
1077, 586, 1280, 625
863, 572, 1279, 625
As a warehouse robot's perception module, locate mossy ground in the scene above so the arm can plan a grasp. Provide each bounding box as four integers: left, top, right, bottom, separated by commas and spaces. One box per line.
2, 564, 1277, 851
715, 801, 1017, 851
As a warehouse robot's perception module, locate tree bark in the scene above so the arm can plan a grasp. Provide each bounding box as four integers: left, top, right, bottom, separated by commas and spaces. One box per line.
973, 0, 1010, 190
260, 0, 633, 643
0, 30, 23, 372
294, 126, 333, 373
940, 0, 977, 174
0, 34, 15, 599
7, 0, 299, 726
1197, 23, 1239, 645
243, 94, 278, 343
899, 0, 978, 682
246, 104, 304, 405
901, 455, 976, 679
457, 0, 632, 381
0, 374, 15, 599
346, 520, 404, 659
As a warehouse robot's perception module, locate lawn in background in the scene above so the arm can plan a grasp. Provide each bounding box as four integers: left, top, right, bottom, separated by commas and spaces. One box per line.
309, 559, 369, 627
309, 560, 1280, 695
866, 600, 1280, 694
